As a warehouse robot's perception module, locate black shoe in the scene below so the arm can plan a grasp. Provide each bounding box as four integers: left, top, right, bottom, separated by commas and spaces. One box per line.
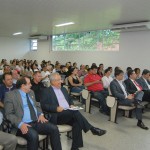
71, 148, 79, 150
91, 127, 107, 136
137, 122, 149, 130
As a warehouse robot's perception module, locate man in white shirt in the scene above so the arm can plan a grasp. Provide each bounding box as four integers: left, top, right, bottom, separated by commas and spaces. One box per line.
41, 64, 50, 87
102, 68, 113, 89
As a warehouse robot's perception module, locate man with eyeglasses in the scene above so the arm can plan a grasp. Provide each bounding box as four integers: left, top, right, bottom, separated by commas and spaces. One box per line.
41, 72, 106, 150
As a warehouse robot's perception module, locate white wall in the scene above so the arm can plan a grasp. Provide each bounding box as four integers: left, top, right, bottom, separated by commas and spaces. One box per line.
0, 37, 29, 61
28, 30, 150, 71
0, 30, 149, 71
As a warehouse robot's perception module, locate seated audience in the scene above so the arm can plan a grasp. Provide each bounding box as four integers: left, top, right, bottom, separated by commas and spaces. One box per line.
124, 67, 132, 80
12, 69, 20, 84
85, 65, 89, 72
10, 59, 17, 70
134, 68, 141, 79
84, 65, 109, 115
73, 62, 78, 68
136, 69, 150, 102
0, 111, 17, 150
57, 65, 67, 85
40, 73, 106, 150
124, 69, 144, 104
31, 71, 45, 102
110, 70, 148, 130
78, 65, 87, 77
31, 63, 39, 72
4, 76, 62, 150
16, 60, 24, 75
41, 64, 50, 87
102, 68, 113, 90
68, 67, 84, 93
0, 73, 16, 111
97, 64, 104, 77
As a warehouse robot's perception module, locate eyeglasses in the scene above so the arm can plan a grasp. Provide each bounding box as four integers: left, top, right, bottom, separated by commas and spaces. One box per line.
54, 79, 62, 82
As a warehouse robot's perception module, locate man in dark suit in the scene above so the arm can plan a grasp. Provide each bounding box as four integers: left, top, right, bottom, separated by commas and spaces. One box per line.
4, 76, 62, 150
40, 72, 106, 150
110, 70, 148, 130
124, 69, 144, 103
136, 69, 150, 102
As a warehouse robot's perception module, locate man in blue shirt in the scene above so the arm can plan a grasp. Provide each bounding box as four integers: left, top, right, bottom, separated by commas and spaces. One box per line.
4, 76, 62, 150
0, 73, 16, 111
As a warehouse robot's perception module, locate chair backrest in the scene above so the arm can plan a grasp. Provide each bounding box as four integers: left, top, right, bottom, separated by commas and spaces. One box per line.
65, 77, 69, 86
63, 85, 70, 93
108, 86, 112, 95
82, 89, 89, 99
106, 96, 116, 108
0, 145, 3, 150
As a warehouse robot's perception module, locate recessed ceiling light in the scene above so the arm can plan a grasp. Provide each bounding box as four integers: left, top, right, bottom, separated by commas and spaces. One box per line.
55, 22, 75, 27
13, 32, 23, 35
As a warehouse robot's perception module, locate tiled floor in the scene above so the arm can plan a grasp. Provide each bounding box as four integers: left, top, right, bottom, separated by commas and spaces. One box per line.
17, 103, 150, 150
60, 103, 150, 150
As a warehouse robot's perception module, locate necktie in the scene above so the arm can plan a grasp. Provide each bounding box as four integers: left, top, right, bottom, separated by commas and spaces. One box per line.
26, 94, 37, 122
133, 81, 142, 90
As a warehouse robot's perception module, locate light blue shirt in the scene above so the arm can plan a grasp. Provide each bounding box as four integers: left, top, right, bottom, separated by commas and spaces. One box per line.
52, 86, 69, 109
18, 90, 38, 128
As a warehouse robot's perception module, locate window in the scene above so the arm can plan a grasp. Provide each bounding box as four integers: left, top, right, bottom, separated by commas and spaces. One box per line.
52, 30, 120, 51
30, 39, 38, 50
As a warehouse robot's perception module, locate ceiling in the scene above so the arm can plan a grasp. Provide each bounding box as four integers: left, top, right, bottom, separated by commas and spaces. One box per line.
0, 0, 150, 38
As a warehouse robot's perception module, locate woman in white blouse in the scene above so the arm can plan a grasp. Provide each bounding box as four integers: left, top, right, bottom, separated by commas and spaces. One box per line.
102, 68, 113, 89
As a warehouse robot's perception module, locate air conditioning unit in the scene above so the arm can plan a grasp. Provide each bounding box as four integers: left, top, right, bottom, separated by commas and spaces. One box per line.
111, 21, 150, 32
29, 35, 48, 41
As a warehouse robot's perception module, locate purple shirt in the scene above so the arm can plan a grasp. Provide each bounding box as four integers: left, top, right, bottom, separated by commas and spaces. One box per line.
52, 86, 69, 109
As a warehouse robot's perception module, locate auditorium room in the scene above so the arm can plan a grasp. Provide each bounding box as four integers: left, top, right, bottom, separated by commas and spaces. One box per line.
0, 0, 150, 150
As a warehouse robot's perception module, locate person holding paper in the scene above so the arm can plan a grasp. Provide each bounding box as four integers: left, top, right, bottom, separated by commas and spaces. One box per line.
40, 72, 106, 150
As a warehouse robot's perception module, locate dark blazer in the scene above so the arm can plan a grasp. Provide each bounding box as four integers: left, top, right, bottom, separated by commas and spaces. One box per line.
41, 86, 73, 112
136, 77, 149, 91
40, 86, 74, 123
4, 89, 42, 134
110, 79, 128, 101
124, 78, 138, 94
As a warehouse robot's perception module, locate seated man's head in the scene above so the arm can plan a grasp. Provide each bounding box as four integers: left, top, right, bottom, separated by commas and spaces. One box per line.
115, 70, 124, 81
104, 68, 111, 77
142, 69, 150, 80
60, 65, 66, 72
91, 65, 98, 75
3, 65, 11, 73
127, 69, 137, 80
2, 73, 13, 88
33, 71, 42, 84
12, 70, 20, 80
50, 73, 62, 89
16, 76, 32, 93
134, 68, 141, 78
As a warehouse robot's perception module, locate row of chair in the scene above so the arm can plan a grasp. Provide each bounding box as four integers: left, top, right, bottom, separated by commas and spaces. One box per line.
81, 89, 149, 123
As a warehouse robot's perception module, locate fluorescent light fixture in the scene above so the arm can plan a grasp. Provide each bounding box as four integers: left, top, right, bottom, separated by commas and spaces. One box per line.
55, 22, 74, 27
13, 32, 23, 35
